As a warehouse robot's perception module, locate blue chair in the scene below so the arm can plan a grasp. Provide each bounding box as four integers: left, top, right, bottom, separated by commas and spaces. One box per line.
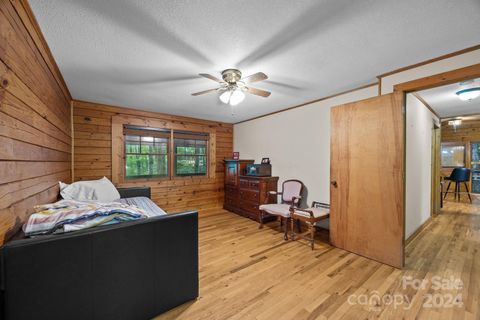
443, 168, 472, 203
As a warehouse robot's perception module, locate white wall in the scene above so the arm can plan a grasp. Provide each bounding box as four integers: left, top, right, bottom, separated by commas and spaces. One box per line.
234, 85, 378, 208
234, 48, 475, 232
405, 94, 439, 239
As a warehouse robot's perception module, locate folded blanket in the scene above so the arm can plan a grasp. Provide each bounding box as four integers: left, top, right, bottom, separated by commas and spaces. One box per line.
23, 200, 148, 236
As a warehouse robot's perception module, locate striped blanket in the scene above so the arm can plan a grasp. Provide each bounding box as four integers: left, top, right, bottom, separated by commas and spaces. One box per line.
118, 197, 167, 217
23, 200, 148, 236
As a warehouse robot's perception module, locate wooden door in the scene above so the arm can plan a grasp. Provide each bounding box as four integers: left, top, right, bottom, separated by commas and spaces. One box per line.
330, 92, 405, 268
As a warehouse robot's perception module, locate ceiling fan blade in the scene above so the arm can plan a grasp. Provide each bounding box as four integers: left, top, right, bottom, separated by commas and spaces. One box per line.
198, 73, 224, 83
242, 72, 268, 83
246, 87, 271, 97
191, 88, 218, 96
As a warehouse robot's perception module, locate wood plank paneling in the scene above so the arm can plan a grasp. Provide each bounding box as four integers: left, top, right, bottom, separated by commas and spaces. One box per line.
0, 161, 70, 184
0, 1, 70, 118
0, 0, 71, 243
73, 100, 233, 213
442, 118, 480, 143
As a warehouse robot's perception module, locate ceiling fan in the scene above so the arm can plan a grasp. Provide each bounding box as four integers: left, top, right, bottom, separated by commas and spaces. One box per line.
191, 69, 271, 106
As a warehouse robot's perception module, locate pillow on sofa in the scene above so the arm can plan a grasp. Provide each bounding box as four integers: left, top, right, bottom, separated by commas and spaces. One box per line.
60, 177, 121, 202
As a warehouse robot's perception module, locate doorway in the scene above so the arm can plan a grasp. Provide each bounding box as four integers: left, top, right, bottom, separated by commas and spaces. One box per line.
405, 76, 480, 245
329, 64, 480, 270
431, 124, 441, 215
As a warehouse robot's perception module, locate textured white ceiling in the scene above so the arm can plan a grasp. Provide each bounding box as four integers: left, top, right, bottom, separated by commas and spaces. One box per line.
417, 78, 480, 118
30, 0, 480, 123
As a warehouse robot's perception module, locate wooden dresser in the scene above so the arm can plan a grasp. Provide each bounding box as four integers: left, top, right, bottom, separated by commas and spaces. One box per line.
224, 159, 279, 222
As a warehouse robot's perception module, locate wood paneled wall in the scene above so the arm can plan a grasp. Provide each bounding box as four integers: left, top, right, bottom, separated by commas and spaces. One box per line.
73, 100, 233, 213
442, 118, 480, 143
0, 0, 72, 243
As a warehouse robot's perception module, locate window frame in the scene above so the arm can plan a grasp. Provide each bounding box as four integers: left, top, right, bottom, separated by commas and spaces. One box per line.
173, 135, 209, 177
124, 133, 170, 179
441, 142, 466, 168
111, 115, 216, 185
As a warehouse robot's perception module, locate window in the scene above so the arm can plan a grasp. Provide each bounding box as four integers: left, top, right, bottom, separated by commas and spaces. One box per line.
125, 130, 169, 179
123, 126, 208, 179
441, 143, 465, 167
174, 133, 208, 176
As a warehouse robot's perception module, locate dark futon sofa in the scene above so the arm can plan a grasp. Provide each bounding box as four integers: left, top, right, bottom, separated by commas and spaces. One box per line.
0, 187, 198, 320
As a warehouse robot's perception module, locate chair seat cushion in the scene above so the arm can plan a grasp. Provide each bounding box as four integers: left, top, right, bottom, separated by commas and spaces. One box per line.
259, 204, 291, 217
293, 207, 329, 219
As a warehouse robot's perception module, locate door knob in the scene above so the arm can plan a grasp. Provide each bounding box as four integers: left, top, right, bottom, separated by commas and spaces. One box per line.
331, 180, 338, 188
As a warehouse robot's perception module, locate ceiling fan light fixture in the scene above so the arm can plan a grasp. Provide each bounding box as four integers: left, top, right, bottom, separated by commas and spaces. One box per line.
194, 69, 270, 108
229, 89, 245, 106
456, 87, 480, 101
219, 90, 232, 104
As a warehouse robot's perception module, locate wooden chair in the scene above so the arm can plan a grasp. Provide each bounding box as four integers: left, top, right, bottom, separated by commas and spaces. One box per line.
291, 201, 330, 250
259, 179, 304, 240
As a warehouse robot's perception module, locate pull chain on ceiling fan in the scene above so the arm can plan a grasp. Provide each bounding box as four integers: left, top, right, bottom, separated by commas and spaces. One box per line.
191, 69, 271, 106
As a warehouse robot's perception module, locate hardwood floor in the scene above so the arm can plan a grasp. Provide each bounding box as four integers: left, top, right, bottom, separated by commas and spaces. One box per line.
154, 202, 480, 320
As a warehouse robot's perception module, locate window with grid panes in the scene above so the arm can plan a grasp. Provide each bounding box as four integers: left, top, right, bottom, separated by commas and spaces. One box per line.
174, 132, 208, 176
123, 126, 208, 179
124, 127, 169, 178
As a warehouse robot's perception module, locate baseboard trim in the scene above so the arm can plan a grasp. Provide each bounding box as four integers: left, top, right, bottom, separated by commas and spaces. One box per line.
405, 216, 433, 247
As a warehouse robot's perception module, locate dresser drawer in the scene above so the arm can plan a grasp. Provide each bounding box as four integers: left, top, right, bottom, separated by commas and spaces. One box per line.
239, 178, 260, 190
239, 178, 249, 189
225, 173, 278, 223
239, 189, 259, 202
242, 201, 260, 214
244, 210, 260, 221
225, 185, 237, 197
225, 195, 237, 207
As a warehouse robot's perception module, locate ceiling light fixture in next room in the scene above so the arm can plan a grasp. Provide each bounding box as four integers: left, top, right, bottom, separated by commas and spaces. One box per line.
456, 80, 480, 101
456, 88, 480, 101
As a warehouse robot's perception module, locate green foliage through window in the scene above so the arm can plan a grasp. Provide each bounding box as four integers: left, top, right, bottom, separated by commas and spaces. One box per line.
174, 138, 207, 176
124, 129, 209, 179
125, 135, 168, 178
